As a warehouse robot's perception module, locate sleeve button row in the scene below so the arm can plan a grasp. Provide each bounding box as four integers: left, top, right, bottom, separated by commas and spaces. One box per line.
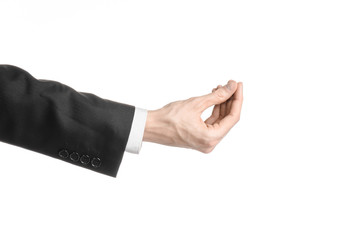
58, 149, 101, 168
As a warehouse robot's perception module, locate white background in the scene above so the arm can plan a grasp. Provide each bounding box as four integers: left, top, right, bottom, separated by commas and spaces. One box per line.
1, 0, 362, 239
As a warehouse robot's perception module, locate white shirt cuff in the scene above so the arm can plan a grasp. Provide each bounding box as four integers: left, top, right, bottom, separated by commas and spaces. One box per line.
125, 107, 148, 154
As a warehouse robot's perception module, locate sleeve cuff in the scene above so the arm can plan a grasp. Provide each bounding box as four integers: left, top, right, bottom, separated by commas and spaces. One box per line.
125, 107, 148, 154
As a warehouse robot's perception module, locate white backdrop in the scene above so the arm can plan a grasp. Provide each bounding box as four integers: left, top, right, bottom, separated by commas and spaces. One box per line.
1, 0, 362, 239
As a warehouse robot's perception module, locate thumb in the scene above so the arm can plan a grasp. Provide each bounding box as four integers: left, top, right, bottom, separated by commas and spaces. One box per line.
197, 80, 237, 111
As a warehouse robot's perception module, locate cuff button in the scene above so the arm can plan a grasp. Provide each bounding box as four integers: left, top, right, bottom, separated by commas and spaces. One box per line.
80, 155, 90, 165
70, 152, 80, 162
58, 149, 69, 158
91, 157, 102, 168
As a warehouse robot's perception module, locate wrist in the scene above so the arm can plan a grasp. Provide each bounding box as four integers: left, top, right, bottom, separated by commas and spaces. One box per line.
142, 109, 171, 145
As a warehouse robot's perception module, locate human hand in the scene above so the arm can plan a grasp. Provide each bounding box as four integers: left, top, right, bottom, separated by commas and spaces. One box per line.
143, 80, 243, 153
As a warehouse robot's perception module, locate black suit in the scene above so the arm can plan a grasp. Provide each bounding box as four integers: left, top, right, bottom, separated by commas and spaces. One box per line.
0, 65, 135, 177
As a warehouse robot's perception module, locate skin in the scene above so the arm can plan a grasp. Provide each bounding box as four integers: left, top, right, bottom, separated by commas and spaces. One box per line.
143, 80, 243, 153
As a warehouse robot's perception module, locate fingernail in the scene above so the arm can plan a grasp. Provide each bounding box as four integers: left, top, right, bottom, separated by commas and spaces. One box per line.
225, 81, 233, 90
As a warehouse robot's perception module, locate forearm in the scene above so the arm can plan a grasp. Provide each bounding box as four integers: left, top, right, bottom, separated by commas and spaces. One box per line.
142, 109, 188, 148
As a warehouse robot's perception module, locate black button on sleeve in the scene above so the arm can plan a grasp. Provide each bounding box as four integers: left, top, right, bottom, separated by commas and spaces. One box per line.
58, 149, 69, 158
91, 157, 102, 168
80, 155, 90, 165
70, 152, 80, 162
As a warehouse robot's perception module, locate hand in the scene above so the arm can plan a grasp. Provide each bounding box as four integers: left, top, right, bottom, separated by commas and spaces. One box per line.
143, 80, 243, 153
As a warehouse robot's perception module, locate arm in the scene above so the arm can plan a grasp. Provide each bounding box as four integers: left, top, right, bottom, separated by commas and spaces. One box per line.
0, 64, 242, 177
143, 80, 243, 153
0, 65, 135, 177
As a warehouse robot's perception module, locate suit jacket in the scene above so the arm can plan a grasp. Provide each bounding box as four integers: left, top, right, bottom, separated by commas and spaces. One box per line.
0, 65, 135, 177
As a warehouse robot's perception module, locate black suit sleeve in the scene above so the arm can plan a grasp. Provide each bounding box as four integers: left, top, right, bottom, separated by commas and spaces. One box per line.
0, 65, 135, 177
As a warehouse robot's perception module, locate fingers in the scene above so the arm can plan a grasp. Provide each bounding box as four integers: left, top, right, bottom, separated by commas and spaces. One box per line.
226, 93, 234, 115
204, 86, 221, 125
216, 82, 243, 134
217, 85, 232, 119
204, 104, 220, 125
196, 80, 238, 112
199, 82, 243, 153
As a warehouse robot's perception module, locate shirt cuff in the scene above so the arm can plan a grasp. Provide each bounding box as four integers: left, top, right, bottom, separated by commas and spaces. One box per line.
125, 107, 148, 154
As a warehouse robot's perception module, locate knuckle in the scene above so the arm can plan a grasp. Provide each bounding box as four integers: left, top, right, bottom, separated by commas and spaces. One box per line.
200, 138, 210, 148
230, 113, 240, 124
188, 96, 197, 102
200, 138, 218, 151
202, 148, 212, 154
199, 137, 210, 148
201, 146, 214, 154
205, 144, 217, 153
215, 90, 226, 99
184, 97, 196, 106
206, 140, 214, 149
198, 130, 221, 153
187, 97, 203, 109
